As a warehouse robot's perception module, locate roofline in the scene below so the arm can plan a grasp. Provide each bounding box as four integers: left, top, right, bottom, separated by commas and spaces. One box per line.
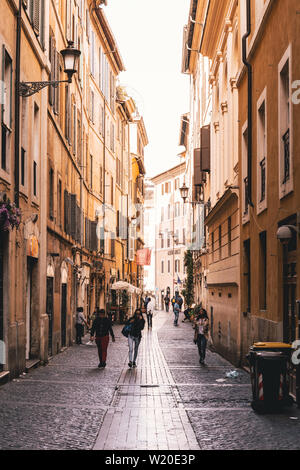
151, 162, 186, 183
94, 7, 126, 73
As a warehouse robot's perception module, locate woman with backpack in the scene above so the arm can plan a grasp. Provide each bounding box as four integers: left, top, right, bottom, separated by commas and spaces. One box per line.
193, 308, 209, 365
124, 309, 145, 368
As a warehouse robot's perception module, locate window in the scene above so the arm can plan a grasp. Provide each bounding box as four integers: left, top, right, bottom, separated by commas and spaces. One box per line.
26, 0, 45, 47
257, 90, 267, 212
168, 260, 170, 273
228, 217, 231, 257
168, 204, 171, 219
49, 167, 54, 220
1, 48, 12, 173
242, 123, 249, 221
21, 148, 26, 187
161, 234, 164, 249
161, 260, 164, 274
110, 122, 115, 152
90, 154, 93, 189
219, 225, 222, 260
175, 178, 180, 190
33, 161, 37, 197
161, 207, 164, 222
279, 48, 292, 197
175, 202, 180, 218
161, 184, 164, 196
57, 178, 62, 228
99, 164, 103, 195
111, 176, 114, 205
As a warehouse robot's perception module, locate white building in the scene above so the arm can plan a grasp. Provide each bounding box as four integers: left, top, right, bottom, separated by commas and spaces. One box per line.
152, 163, 187, 310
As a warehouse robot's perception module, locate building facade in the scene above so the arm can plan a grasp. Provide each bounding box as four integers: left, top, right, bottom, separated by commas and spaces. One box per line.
182, 0, 242, 364
0, 0, 147, 382
238, 0, 300, 371
152, 163, 186, 310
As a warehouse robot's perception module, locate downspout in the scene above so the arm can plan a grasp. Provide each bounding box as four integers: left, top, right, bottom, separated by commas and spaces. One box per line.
242, 0, 254, 207
14, 0, 22, 207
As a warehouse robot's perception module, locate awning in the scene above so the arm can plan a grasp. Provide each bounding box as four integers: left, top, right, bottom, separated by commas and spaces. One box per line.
111, 281, 141, 295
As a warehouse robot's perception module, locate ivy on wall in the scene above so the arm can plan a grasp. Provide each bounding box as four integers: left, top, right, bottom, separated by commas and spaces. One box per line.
182, 250, 194, 308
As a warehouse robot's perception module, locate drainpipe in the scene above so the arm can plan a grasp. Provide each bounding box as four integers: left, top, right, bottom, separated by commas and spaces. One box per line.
14, 0, 22, 207
242, 0, 254, 207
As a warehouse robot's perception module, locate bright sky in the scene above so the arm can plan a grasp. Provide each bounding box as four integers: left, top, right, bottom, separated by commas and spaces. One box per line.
105, 0, 190, 178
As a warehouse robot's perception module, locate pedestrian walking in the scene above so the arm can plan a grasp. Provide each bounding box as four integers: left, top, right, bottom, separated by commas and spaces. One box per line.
125, 309, 145, 368
164, 294, 170, 312
90, 309, 115, 368
176, 293, 183, 312
193, 308, 209, 365
146, 297, 155, 329
173, 301, 180, 326
75, 307, 88, 344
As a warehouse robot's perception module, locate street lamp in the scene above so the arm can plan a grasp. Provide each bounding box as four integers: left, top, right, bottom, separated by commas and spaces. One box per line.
19, 41, 81, 97
179, 182, 211, 209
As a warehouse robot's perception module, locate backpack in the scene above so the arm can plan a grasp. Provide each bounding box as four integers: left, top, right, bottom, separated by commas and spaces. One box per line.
177, 297, 183, 307
121, 324, 132, 338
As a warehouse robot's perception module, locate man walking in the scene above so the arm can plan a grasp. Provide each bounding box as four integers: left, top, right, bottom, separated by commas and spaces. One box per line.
90, 309, 115, 368
75, 307, 88, 344
173, 300, 180, 326
146, 297, 155, 329
164, 294, 170, 312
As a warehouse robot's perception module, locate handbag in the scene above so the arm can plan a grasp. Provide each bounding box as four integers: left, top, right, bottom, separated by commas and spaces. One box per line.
121, 324, 132, 338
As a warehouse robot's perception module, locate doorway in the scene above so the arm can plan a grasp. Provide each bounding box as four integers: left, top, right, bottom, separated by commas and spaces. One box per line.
46, 277, 54, 357
61, 283, 67, 348
25, 261, 33, 360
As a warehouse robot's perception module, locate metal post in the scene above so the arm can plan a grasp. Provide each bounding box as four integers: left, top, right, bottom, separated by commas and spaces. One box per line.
14, 0, 22, 207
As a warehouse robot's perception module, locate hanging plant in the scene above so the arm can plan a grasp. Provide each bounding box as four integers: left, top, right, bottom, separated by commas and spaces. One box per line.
182, 250, 194, 308
0, 198, 22, 231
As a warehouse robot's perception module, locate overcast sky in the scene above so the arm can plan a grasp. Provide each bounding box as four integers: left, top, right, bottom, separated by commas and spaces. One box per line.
105, 0, 190, 178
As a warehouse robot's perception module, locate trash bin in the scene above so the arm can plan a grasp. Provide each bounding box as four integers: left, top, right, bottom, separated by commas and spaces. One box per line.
247, 342, 293, 413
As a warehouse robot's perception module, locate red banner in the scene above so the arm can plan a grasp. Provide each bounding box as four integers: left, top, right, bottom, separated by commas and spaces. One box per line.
136, 248, 152, 266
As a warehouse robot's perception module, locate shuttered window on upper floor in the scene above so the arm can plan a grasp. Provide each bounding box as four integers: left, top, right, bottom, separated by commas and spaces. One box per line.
24, 0, 45, 48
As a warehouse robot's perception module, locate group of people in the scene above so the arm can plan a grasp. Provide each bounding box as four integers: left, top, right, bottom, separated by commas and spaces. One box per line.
74, 296, 156, 369
75, 295, 210, 369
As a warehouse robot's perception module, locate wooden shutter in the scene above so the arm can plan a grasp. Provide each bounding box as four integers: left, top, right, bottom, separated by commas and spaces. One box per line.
90, 220, 97, 252
70, 194, 77, 239
32, 0, 40, 35
200, 125, 211, 172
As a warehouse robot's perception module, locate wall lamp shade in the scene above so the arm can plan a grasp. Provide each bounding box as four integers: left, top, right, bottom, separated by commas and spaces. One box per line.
60, 41, 81, 82
179, 182, 189, 202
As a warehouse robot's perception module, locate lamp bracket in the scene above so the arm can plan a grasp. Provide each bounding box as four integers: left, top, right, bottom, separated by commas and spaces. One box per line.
19, 79, 70, 97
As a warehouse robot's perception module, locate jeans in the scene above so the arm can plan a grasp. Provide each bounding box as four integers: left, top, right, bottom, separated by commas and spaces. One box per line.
197, 334, 207, 361
174, 310, 179, 325
75, 324, 84, 344
146, 313, 153, 328
165, 304, 169, 312
95, 335, 109, 364
128, 335, 141, 363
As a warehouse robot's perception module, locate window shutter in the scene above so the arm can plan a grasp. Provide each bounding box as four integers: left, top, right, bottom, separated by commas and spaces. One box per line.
54, 50, 60, 115
33, 0, 40, 35
70, 194, 77, 239
66, 0, 71, 41
64, 190, 70, 234
88, 220, 96, 252
85, 217, 89, 250
200, 125, 211, 172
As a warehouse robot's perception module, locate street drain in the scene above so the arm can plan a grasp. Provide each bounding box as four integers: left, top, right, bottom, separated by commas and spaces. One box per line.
140, 384, 160, 388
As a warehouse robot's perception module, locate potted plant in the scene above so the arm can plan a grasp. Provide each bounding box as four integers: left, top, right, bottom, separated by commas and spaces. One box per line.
0, 197, 22, 231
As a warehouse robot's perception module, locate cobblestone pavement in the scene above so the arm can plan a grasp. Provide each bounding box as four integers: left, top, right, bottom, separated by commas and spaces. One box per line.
0, 310, 299, 450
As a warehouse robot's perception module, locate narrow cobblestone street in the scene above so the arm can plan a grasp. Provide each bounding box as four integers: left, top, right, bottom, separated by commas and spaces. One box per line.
0, 311, 299, 451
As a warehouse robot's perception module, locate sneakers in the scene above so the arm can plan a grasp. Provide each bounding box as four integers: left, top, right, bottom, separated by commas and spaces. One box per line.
132, 362, 137, 368
128, 361, 133, 368
98, 362, 107, 368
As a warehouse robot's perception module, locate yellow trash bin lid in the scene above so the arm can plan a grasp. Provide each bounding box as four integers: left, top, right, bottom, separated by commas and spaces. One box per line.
253, 342, 292, 349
